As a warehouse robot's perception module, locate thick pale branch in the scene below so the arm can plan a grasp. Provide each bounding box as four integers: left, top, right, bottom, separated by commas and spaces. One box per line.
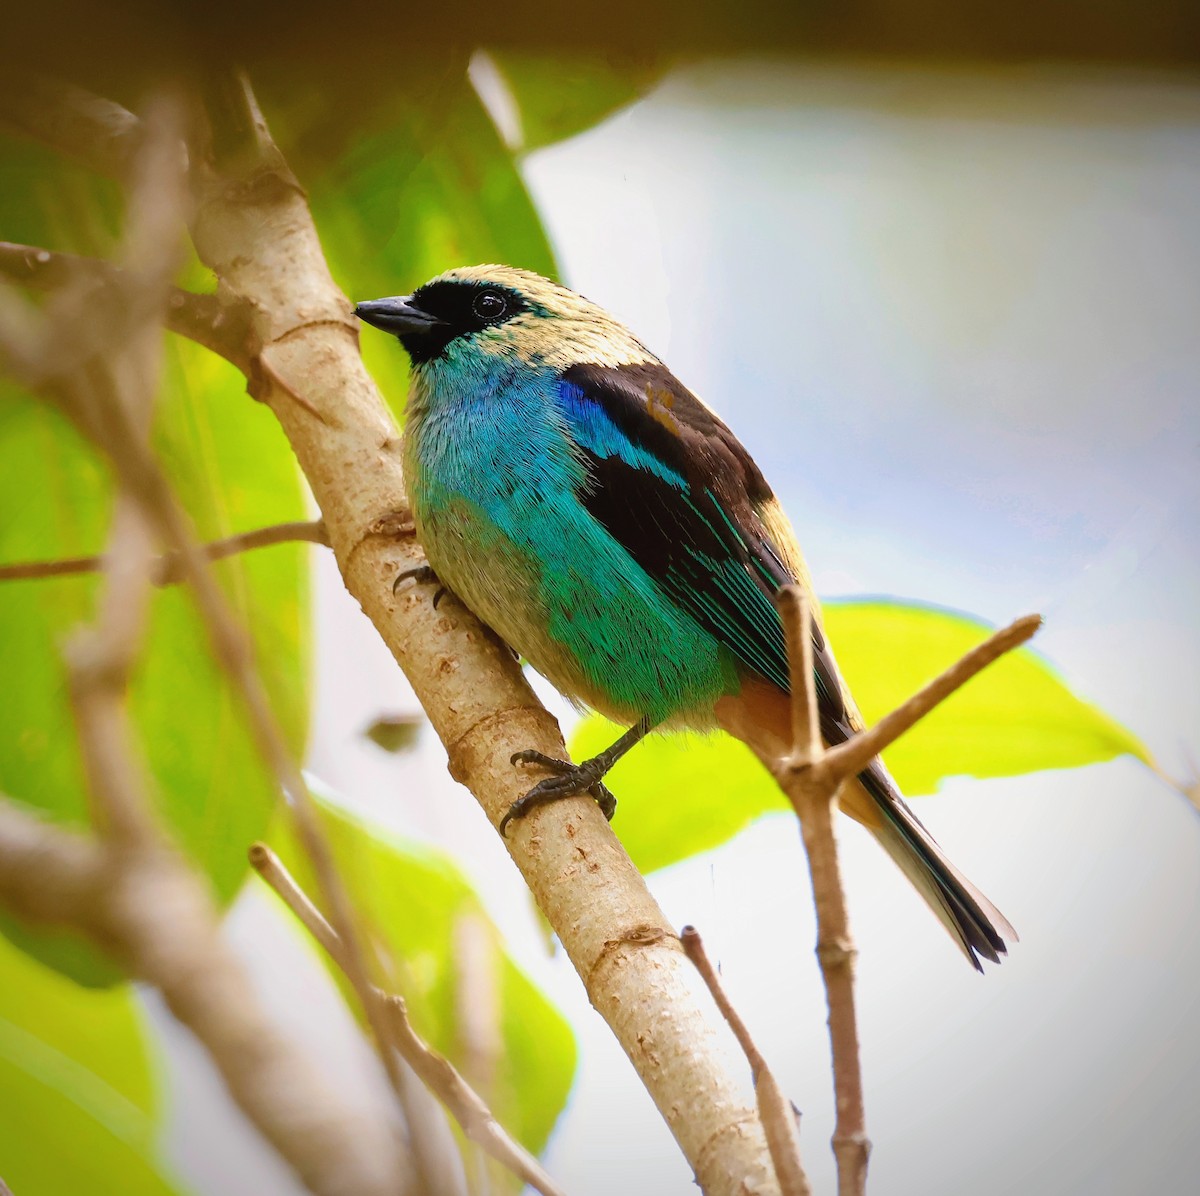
681, 926, 811, 1196
0, 519, 329, 585
251, 843, 567, 1196
182, 73, 779, 1196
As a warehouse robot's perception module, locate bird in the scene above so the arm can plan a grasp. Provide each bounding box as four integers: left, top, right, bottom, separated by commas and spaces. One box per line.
355, 265, 1015, 969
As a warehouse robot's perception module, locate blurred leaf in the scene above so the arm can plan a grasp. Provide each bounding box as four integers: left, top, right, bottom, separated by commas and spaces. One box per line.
0, 137, 310, 985
0, 933, 187, 1195
268, 787, 575, 1161
572, 598, 1151, 874
483, 51, 660, 153
363, 714, 423, 754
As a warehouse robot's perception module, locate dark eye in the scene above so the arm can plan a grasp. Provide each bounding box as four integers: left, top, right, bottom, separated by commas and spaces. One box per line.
472, 290, 507, 322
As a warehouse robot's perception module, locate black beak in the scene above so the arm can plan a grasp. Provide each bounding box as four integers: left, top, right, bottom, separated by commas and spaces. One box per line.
354, 296, 444, 337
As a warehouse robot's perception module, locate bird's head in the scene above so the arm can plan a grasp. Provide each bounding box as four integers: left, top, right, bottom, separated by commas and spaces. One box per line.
354, 265, 654, 372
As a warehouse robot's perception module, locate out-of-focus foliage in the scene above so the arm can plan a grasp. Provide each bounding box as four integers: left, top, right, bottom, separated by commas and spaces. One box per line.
572, 599, 1151, 874
486, 51, 660, 153
0, 933, 185, 1194
0, 138, 309, 986
10, 0, 1200, 94
268, 788, 576, 1162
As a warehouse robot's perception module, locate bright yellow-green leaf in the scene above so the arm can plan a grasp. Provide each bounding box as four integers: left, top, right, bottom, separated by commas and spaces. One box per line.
570, 721, 785, 876
0, 136, 309, 985
267, 790, 575, 1162
0, 934, 187, 1195
571, 599, 1150, 875
826, 599, 1150, 791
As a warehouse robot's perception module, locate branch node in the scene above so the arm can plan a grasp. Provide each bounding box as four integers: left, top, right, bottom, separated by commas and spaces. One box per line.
816, 939, 857, 970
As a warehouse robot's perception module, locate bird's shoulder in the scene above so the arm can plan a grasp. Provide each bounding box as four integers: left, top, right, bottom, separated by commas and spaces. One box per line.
555, 360, 773, 508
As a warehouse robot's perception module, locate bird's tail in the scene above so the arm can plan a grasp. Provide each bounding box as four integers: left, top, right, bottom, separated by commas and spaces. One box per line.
856, 763, 1015, 970
714, 679, 1015, 969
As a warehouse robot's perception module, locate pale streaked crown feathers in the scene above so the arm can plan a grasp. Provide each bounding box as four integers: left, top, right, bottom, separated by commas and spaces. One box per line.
431, 264, 659, 370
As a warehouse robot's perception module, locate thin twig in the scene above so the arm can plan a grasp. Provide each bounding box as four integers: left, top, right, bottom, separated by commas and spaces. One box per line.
823, 613, 1043, 784
775, 587, 869, 1196
778, 587, 822, 767
249, 839, 464, 1196
65, 494, 160, 846
0, 241, 260, 373
250, 843, 569, 1196
453, 913, 500, 1099
681, 926, 811, 1196
0, 519, 329, 584
1146, 756, 1200, 816
774, 590, 1045, 1196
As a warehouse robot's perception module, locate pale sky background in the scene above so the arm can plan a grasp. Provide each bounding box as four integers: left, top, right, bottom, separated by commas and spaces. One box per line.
151, 61, 1200, 1196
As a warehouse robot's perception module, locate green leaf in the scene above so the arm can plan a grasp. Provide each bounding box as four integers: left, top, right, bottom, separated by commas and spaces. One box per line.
570, 719, 785, 876
267, 787, 575, 1162
0, 933, 187, 1195
824, 599, 1151, 791
571, 598, 1151, 875
485, 51, 661, 153
0, 136, 310, 985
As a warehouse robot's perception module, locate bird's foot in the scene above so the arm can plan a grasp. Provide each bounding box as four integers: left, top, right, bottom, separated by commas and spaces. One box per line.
501, 750, 617, 835
392, 563, 449, 609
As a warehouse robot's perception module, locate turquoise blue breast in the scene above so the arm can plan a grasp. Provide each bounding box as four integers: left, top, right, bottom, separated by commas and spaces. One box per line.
405, 354, 738, 724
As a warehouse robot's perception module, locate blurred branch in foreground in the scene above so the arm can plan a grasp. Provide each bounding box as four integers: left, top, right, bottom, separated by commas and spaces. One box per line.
0, 93, 409, 1196
251, 842, 568, 1196
0, 518, 329, 584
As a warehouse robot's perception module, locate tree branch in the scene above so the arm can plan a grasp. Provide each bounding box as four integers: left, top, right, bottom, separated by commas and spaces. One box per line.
251, 843, 567, 1196
681, 926, 811, 1196
0, 519, 329, 584
181, 70, 780, 1195
776, 589, 869, 1196
0, 240, 260, 373
772, 588, 1043, 1196
8, 66, 782, 1193
0, 799, 407, 1196
822, 613, 1043, 783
